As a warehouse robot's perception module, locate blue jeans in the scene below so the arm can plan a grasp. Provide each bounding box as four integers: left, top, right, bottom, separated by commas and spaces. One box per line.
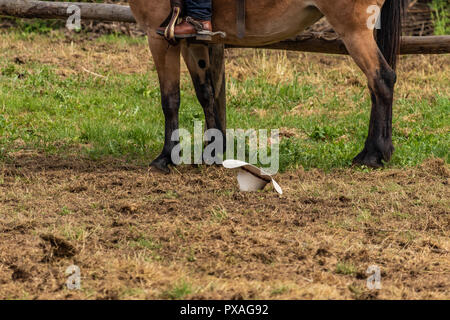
185, 0, 212, 20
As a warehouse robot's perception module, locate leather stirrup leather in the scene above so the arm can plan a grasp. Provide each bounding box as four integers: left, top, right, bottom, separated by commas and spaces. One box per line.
236, 0, 246, 39
161, 0, 184, 45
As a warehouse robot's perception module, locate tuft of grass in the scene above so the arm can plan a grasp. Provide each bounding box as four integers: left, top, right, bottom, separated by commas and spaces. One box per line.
186, 248, 197, 262
57, 206, 73, 216
392, 211, 412, 220
162, 280, 193, 300
62, 225, 88, 241
356, 209, 373, 222
271, 285, 291, 296
210, 207, 228, 222
336, 262, 357, 276
130, 237, 162, 251
164, 190, 179, 199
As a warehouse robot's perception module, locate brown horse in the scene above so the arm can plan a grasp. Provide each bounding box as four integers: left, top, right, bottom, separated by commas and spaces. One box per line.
129, 0, 408, 173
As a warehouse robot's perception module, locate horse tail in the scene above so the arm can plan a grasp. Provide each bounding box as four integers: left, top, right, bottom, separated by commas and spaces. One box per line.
377, 0, 408, 70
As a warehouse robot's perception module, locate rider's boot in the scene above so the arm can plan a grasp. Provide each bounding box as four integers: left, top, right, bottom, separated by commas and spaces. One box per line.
157, 16, 212, 40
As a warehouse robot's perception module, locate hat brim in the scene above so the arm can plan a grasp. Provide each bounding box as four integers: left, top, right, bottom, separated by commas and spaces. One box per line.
223, 160, 283, 195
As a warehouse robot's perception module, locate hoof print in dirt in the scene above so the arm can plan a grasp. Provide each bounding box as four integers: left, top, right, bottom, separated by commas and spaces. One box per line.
9, 265, 31, 282
40, 234, 77, 262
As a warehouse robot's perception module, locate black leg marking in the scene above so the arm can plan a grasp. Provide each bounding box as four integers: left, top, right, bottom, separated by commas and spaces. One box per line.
353, 55, 396, 168
151, 91, 180, 173
198, 59, 207, 69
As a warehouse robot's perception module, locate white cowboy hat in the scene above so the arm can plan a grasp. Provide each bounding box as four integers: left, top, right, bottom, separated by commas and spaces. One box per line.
223, 160, 283, 195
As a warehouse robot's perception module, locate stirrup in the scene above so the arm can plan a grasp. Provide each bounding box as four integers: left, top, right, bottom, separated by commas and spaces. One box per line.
158, 14, 227, 43
157, 28, 227, 42
163, 6, 182, 45
184, 17, 227, 41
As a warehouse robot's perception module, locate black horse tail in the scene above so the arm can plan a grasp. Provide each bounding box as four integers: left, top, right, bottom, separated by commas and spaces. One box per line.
377, 0, 408, 70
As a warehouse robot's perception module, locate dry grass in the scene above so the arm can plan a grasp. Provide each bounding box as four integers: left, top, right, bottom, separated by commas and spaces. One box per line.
2, 32, 449, 94
0, 154, 448, 299
1, 33, 152, 77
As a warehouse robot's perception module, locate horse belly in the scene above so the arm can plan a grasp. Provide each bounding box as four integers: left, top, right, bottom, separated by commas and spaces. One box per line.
213, 1, 323, 46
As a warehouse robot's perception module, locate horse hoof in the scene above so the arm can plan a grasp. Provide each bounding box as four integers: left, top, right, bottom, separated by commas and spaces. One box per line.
150, 157, 171, 174
352, 149, 384, 169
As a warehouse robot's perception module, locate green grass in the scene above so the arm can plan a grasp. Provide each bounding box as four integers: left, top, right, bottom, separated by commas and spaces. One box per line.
130, 237, 162, 251
57, 206, 73, 216
0, 30, 448, 171
270, 285, 291, 296
335, 262, 357, 276
210, 207, 229, 222
430, 0, 450, 35
162, 280, 193, 300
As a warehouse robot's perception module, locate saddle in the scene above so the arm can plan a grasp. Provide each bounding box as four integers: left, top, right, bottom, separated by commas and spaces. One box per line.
160, 0, 246, 43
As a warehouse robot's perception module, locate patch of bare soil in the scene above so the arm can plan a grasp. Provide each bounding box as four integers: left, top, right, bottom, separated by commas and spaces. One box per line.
0, 154, 448, 299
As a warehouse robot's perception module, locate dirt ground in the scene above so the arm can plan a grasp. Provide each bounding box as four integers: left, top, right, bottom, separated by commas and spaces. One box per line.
0, 153, 448, 300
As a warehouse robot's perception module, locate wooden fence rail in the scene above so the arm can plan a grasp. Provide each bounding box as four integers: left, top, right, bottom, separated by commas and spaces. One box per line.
1, 0, 449, 55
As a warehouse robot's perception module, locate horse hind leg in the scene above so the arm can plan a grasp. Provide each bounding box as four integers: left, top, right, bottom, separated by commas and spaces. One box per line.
347, 33, 396, 168
148, 35, 181, 173
182, 43, 227, 160
315, 2, 397, 168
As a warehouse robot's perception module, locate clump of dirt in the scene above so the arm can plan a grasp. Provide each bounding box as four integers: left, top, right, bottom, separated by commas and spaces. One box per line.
40, 234, 77, 261
10, 265, 31, 282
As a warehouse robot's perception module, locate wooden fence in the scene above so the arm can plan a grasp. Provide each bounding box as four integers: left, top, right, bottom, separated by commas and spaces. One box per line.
1, 0, 449, 55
